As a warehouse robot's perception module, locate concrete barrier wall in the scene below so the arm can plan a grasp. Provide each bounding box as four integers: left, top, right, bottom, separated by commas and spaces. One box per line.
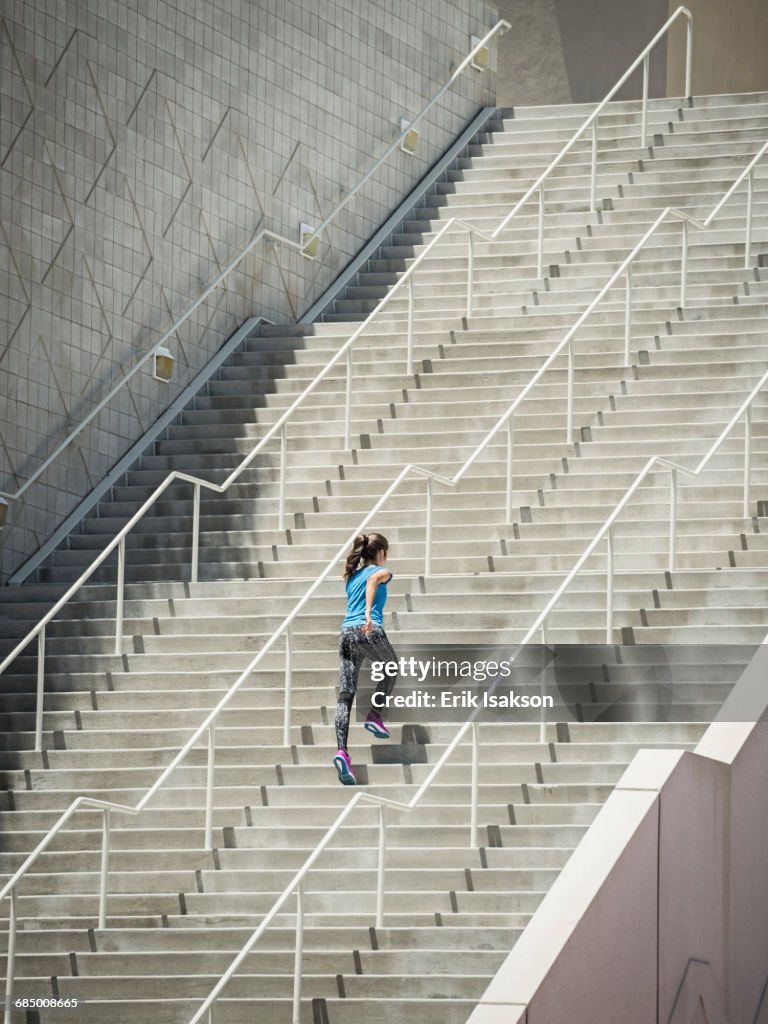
467, 646, 768, 1024
666, 0, 768, 97
493, 1, 768, 111
493, 0, 668, 107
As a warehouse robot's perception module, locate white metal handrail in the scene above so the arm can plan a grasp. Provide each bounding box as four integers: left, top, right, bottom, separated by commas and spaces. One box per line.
2, 140, 765, 1024
0, 224, 302, 505
186, 713, 484, 1024
480, 4, 693, 275
523, 359, 768, 658
0, 21, 510, 507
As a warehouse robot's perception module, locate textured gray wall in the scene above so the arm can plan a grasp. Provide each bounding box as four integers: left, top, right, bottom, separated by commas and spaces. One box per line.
494, 0, 768, 109
0, 0, 497, 577
666, 0, 768, 96
494, 0, 668, 108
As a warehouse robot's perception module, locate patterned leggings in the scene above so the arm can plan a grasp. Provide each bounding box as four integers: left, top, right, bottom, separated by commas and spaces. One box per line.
335, 626, 398, 751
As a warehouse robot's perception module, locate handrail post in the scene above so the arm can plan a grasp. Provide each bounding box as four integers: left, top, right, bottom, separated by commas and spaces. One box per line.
278, 425, 288, 529
283, 624, 294, 748
680, 220, 689, 307
537, 185, 545, 279
590, 118, 598, 213
470, 722, 480, 848
685, 15, 693, 98
566, 341, 574, 442
539, 619, 549, 745
745, 170, 754, 269
424, 478, 434, 577
4, 887, 18, 1024
624, 263, 633, 365
641, 53, 650, 147
606, 525, 614, 645
205, 726, 216, 850
292, 880, 305, 1024
505, 416, 514, 523
98, 808, 111, 930
114, 535, 125, 657
344, 350, 353, 450
466, 229, 475, 319
375, 804, 387, 928
743, 406, 752, 518
35, 626, 45, 753
191, 481, 201, 584
669, 467, 678, 572
406, 275, 415, 375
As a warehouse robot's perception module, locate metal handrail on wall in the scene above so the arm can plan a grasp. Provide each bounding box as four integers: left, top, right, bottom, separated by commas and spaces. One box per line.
0, 21, 510, 509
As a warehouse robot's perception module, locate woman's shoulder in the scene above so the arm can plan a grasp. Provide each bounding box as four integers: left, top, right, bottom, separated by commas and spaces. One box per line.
348, 564, 392, 583
350, 565, 397, 581
346, 564, 375, 586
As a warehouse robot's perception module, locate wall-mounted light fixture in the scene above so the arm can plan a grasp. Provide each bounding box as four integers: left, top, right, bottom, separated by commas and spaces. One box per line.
470, 35, 490, 71
153, 346, 175, 382
300, 223, 320, 259
399, 118, 419, 156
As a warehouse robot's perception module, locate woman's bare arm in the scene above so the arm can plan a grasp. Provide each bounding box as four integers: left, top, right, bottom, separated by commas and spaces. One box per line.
363, 569, 392, 632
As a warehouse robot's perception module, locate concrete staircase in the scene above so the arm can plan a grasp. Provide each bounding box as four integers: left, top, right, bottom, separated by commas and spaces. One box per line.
1, 91, 768, 1023
19, 93, 768, 587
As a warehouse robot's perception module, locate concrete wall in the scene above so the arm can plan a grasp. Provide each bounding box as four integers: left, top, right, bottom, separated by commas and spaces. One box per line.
465, 645, 768, 1024
493, 0, 668, 108
493, 0, 768, 109
0, 0, 497, 577
666, 0, 768, 97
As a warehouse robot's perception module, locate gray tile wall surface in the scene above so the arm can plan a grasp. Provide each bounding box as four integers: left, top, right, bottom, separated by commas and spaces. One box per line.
0, 0, 497, 577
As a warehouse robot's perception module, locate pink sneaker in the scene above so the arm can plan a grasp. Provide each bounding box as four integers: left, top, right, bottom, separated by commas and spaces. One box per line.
332, 749, 356, 785
364, 711, 391, 740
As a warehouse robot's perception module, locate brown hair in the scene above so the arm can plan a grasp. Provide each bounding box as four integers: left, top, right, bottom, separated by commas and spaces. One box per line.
343, 532, 388, 581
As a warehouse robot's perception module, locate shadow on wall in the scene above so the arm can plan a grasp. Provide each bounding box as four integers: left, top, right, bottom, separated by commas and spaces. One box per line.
666, 0, 768, 96
493, 0, 668, 107
493, 0, 768, 108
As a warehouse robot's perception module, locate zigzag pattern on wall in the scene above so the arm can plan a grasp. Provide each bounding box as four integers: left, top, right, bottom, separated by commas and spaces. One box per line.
0, 0, 495, 577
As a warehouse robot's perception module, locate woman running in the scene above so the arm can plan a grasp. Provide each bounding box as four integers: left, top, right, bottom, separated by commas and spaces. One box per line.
333, 532, 398, 785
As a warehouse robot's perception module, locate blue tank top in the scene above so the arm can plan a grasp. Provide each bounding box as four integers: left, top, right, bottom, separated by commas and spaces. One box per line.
342, 565, 392, 628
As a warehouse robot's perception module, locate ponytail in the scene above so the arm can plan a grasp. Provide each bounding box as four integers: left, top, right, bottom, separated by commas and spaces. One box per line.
343, 531, 388, 581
